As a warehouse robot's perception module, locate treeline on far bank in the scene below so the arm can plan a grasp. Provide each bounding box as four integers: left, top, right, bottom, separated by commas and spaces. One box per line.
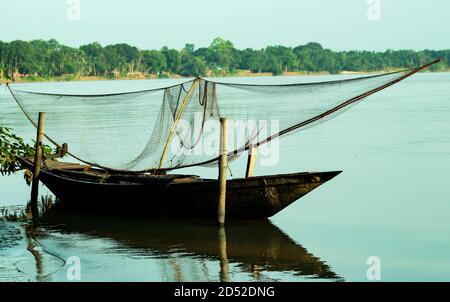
0, 37, 448, 80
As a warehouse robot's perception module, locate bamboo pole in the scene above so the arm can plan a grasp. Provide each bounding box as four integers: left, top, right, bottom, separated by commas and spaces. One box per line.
30, 112, 45, 224
218, 118, 228, 225
159, 79, 199, 169
245, 145, 257, 178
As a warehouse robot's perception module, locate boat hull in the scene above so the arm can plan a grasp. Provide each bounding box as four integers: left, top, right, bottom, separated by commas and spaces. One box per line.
23, 160, 342, 219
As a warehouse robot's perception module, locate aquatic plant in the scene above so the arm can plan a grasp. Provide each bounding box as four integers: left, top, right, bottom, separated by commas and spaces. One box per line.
0, 205, 28, 222
0, 195, 55, 222
39, 195, 54, 214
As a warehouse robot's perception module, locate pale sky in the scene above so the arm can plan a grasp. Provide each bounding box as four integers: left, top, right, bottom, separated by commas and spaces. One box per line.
0, 0, 448, 51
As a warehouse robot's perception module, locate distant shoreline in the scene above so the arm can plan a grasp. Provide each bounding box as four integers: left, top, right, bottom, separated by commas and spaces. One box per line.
1, 69, 448, 84
1, 38, 448, 86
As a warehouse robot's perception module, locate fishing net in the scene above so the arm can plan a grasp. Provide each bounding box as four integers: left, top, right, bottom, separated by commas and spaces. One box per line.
6, 61, 436, 172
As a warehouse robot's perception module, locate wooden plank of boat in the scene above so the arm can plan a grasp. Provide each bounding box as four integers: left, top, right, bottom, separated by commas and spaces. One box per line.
45, 160, 91, 172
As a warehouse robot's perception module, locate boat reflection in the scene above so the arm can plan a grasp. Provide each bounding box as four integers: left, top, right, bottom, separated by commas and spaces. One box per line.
41, 210, 342, 281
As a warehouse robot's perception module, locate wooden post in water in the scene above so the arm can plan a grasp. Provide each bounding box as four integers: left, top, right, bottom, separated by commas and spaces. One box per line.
245, 145, 257, 178
30, 112, 45, 224
218, 118, 228, 225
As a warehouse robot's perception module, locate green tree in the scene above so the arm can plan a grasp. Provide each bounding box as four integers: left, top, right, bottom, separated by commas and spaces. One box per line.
0, 41, 7, 79
294, 42, 329, 72
249, 50, 267, 73
4, 40, 35, 78
266, 46, 298, 72
29, 40, 55, 76
179, 46, 206, 77
141, 50, 167, 74
106, 44, 140, 74
264, 54, 283, 75
237, 48, 258, 70
193, 47, 212, 65
208, 37, 235, 72
184, 44, 195, 55
80, 42, 108, 76
0, 38, 448, 81
161, 46, 181, 74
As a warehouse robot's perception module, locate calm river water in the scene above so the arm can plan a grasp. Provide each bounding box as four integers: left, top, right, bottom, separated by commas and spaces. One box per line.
0, 73, 449, 282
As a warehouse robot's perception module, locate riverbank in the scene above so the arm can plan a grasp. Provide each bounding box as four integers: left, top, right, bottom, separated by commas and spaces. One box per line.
0, 70, 315, 84
2, 68, 447, 84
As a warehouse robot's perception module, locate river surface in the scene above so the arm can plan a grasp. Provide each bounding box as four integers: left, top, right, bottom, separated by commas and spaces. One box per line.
0, 73, 449, 282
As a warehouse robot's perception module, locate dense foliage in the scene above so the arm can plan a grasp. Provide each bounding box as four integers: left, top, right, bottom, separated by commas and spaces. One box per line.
0, 127, 55, 184
0, 127, 34, 175
0, 38, 448, 79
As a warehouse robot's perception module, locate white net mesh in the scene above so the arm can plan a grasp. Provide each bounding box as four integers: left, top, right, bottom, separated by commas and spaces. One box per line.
7, 61, 435, 172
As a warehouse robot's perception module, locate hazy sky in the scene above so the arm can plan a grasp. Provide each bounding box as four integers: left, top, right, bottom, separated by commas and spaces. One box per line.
0, 0, 448, 51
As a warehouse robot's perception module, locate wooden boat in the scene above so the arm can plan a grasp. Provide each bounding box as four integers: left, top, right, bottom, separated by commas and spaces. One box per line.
21, 158, 341, 220
10, 61, 439, 222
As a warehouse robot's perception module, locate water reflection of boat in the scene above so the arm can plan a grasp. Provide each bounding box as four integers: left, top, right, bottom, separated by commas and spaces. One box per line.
41, 210, 342, 281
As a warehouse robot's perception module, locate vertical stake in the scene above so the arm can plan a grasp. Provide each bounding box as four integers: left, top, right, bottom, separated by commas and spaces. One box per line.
218, 118, 228, 225
245, 145, 257, 178
30, 112, 45, 224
